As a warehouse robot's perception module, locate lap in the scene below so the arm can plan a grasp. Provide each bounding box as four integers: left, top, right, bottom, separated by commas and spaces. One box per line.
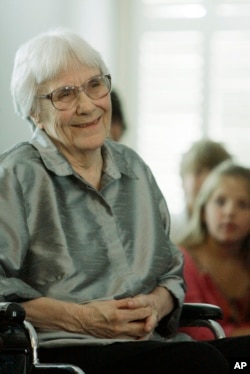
36, 340, 229, 374
209, 335, 250, 359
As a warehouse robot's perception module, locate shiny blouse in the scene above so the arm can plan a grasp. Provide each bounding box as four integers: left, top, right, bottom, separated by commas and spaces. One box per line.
0, 128, 185, 346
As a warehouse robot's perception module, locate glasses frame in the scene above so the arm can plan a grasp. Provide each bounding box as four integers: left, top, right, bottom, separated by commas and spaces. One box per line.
38, 74, 111, 111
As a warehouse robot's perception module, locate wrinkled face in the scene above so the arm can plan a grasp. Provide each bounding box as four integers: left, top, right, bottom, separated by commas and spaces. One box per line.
182, 168, 210, 214
33, 66, 111, 155
203, 176, 250, 245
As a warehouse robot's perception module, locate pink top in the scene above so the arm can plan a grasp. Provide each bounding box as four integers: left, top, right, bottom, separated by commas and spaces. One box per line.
179, 247, 250, 340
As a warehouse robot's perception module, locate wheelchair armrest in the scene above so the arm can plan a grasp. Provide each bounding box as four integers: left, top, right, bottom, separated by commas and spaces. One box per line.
180, 303, 223, 321
179, 303, 225, 339
0, 302, 26, 323
156, 302, 225, 339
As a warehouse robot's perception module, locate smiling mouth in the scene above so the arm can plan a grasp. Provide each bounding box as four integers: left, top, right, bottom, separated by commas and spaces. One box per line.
71, 118, 100, 128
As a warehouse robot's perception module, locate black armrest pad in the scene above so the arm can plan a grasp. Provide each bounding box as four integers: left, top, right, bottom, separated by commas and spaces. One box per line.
0, 302, 25, 322
180, 303, 223, 320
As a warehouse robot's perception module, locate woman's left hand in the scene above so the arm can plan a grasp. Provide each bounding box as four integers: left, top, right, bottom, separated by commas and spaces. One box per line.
127, 286, 175, 339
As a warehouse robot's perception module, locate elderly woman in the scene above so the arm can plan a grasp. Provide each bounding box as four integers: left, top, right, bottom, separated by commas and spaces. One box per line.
0, 29, 249, 373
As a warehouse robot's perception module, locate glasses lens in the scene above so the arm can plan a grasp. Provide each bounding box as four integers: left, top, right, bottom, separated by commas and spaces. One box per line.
86, 76, 111, 99
49, 75, 111, 110
52, 87, 77, 110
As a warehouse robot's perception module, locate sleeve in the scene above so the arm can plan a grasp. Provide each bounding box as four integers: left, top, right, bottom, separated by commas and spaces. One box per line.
157, 234, 185, 337
146, 166, 186, 336
0, 165, 42, 302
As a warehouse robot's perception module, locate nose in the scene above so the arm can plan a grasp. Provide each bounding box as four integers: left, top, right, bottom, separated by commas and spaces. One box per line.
223, 201, 235, 216
76, 91, 96, 115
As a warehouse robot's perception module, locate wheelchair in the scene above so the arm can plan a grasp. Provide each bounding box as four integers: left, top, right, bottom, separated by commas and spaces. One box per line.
0, 302, 225, 374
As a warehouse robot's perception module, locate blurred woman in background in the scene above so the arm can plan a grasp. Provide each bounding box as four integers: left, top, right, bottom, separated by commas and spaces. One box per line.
178, 161, 250, 339
171, 139, 232, 243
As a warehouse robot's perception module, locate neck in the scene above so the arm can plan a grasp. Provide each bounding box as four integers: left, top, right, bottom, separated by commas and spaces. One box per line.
57, 143, 104, 189
204, 235, 243, 259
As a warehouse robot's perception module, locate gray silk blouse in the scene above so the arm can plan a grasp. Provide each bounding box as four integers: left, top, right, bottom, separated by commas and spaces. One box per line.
0, 128, 186, 346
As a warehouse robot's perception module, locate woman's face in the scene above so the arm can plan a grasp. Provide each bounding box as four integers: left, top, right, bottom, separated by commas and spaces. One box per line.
34, 66, 111, 155
203, 176, 250, 245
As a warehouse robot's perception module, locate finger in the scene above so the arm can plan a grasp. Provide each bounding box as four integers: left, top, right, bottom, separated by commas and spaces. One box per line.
115, 298, 135, 309
127, 295, 148, 309
144, 314, 158, 333
125, 320, 149, 339
123, 306, 153, 323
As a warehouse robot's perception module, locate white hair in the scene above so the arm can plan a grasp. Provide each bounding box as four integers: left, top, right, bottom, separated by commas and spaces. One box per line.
10, 28, 109, 124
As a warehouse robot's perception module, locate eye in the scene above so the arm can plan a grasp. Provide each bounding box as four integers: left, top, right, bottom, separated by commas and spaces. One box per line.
237, 199, 250, 210
214, 196, 226, 207
89, 78, 102, 89
53, 87, 75, 101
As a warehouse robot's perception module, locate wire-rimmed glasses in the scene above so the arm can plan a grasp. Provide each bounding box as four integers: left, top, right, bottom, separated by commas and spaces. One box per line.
38, 74, 111, 111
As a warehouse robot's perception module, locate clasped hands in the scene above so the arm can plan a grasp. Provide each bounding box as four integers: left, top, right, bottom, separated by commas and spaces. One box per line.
76, 287, 174, 340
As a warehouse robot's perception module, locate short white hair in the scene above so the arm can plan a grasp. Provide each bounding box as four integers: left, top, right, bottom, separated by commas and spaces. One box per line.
11, 28, 109, 123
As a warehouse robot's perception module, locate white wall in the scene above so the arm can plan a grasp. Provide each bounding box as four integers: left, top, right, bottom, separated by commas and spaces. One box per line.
0, 0, 124, 153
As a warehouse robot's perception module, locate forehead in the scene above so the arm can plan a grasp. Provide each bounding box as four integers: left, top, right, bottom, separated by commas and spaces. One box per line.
43, 66, 101, 92
213, 176, 250, 196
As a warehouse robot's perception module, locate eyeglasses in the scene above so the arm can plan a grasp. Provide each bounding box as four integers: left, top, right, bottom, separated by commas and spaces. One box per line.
38, 74, 111, 111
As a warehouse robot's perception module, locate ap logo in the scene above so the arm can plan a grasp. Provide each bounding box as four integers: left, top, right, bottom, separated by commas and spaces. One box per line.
234, 362, 248, 370
230, 359, 250, 373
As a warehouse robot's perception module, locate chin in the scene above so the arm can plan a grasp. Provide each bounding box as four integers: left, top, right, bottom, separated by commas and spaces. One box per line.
77, 137, 106, 152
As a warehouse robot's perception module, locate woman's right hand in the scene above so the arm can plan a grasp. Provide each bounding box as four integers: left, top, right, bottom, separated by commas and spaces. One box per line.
75, 298, 153, 340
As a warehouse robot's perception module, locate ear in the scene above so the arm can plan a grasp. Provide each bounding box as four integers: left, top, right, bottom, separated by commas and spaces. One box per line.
29, 112, 44, 129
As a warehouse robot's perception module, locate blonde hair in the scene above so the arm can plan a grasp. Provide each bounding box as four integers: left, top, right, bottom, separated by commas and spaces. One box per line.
178, 160, 250, 262
180, 139, 232, 178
